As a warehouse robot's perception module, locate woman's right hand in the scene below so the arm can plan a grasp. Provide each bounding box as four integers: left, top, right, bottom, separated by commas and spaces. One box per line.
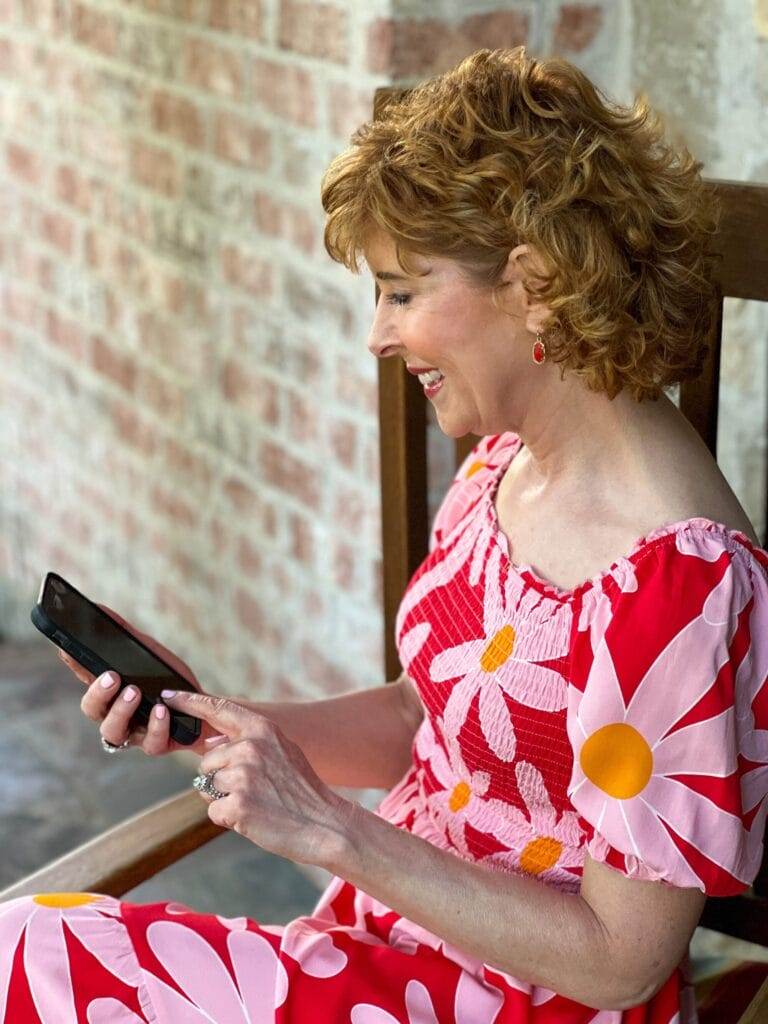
63, 603, 223, 757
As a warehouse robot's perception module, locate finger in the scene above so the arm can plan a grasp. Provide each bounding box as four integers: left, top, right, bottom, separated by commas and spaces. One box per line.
199, 741, 238, 776
99, 683, 142, 747
161, 691, 254, 740
141, 701, 171, 756
81, 671, 122, 722
59, 649, 96, 685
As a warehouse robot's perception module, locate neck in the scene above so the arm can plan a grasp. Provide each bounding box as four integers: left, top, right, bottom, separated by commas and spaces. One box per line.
506, 373, 682, 494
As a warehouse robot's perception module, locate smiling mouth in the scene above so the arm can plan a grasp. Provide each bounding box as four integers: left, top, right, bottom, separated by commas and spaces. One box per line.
416, 369, 445, 387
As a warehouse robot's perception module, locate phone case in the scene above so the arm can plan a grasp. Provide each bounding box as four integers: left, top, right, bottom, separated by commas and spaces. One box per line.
31, 573, 201, 746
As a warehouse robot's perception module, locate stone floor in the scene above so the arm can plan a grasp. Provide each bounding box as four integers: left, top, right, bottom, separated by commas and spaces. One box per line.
2, 638, 767, 986
0, 638, 323, 922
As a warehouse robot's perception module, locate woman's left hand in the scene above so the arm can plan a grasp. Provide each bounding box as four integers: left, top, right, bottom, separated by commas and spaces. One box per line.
161, 690, 357, 871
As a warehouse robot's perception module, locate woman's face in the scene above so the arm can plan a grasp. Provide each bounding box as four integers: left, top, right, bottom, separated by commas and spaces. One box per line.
363, 232, 542, 438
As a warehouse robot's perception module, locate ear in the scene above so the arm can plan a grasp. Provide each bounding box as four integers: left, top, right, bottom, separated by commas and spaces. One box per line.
501, 243, 553, 335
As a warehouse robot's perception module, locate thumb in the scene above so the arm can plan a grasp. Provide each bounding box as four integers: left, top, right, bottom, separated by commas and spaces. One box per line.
161, 690, 243, 739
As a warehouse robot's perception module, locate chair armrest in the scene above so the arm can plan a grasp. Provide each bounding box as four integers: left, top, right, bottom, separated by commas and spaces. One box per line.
0, 789, 224, 902
740, 975, 768, 1024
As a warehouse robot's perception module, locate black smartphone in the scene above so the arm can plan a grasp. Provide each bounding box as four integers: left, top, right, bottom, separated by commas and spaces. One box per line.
31, 571, 202, 746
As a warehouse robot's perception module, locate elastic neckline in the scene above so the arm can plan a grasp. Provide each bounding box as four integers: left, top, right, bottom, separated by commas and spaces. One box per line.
481, 433, 762, 604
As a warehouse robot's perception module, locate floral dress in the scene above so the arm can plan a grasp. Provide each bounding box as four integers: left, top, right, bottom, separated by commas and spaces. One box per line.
3, 431, 768, 1024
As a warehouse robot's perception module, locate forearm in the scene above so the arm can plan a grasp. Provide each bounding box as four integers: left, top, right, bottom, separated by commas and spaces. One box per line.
238, 680, 419, 790
330, 804, 638, 1012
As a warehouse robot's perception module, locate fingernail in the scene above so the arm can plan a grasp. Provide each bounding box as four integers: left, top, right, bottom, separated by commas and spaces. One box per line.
122, 686, 137, 702
154, 704, 167, 719
161, 689, 176, 698
205, 734, 228, 746
99, 672, 117, 688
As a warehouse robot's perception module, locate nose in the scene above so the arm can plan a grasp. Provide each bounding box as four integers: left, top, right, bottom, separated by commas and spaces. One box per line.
367, 298, 401, 360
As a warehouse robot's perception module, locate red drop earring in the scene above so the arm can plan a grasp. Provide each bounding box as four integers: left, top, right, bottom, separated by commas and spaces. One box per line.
532, 331, 547, 364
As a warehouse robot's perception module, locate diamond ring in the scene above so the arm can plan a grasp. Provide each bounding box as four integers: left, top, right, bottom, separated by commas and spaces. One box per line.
101, 735, 131, 754
193, 771, 228, 800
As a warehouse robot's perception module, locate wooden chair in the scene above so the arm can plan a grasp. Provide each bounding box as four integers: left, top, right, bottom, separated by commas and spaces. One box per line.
2, 86, 768, 1023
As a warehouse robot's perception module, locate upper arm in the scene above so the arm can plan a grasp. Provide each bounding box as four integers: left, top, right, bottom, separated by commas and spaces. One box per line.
580, 852, 706, 1007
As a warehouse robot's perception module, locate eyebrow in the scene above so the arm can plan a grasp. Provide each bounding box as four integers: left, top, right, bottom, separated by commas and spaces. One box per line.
374, 270, 431, 282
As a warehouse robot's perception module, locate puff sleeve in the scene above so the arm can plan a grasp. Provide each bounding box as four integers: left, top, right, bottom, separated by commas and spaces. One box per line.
566, 524, 768, 895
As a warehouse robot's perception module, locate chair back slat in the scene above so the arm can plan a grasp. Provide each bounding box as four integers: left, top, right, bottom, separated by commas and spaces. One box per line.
373, 79, 768, 949
377, 358, 428, 680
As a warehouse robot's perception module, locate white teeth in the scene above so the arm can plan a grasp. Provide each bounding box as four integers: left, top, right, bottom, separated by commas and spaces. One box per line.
417, 369, 445, 386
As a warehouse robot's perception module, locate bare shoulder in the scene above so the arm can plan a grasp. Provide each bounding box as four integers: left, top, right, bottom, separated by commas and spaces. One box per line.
645, 442, 760, 546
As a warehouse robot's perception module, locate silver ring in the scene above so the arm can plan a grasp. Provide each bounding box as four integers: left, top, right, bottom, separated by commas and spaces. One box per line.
193, 771, 227, 800
101, 735, 131, 754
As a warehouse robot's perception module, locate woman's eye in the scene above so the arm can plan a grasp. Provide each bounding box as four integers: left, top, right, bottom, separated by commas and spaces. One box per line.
386, 293, 411, 307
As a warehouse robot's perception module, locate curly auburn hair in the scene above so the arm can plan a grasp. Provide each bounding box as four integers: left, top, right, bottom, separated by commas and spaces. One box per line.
320, 46, 721, 402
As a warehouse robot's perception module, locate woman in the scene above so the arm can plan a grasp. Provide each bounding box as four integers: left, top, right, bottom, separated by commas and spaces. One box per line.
3, 46, 767, 1023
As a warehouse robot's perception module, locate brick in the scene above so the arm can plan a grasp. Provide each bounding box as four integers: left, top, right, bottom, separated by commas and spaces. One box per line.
213, 111, 271, 170
6, 141, 43, 187
286, 388, 321, 444
289, 511, 314, 566
220, 242, 275, 298
367, 11, 528, 78
110, 398, 158, 456
45, 308, 87, 360
283, 268, 354, 334
259, 439, 320, 506
332, 484, 369, 535
333, 537, 356, 590
92, 335, 137, 393
162, 437, 214, 492
235, 587, 275, 642
151, 88, 206, 148
184, 35, 245, 100
55, 163, 96, 215
207, 0, 264, 39
130, 138, 181, 198
223, 476, 279, 537
553, 4, 603, 53
461, 11, 530, 52
278, 1, 349, 65
72, 2, 121, 58
335, 357, 377, 417
221, 356, 280, 424
251, 58, 317, 129
329, 416, 358, 471
251, 191, 318, 254
237, 535, 262, 575
140, 367, 188, 422
134, 310, 212, 379
155, 581, 203, 636
150, 483, 199, 528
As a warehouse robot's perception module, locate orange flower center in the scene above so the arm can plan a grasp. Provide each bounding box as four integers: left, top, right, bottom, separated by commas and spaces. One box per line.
580, 722, 653, 799
520, 836, 563, 875
449, 780, 472, 812
480, 625, 516, 672
33, 893, 103, 908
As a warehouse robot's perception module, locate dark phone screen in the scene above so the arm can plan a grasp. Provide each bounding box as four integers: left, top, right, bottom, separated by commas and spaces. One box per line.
43, 574, 198, 733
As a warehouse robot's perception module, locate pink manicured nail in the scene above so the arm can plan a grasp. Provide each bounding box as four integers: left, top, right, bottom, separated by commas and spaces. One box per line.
122, 686, 137, 702
154, 704, 167, 719
99, 672, 117, 688
204, 734, 228, 746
